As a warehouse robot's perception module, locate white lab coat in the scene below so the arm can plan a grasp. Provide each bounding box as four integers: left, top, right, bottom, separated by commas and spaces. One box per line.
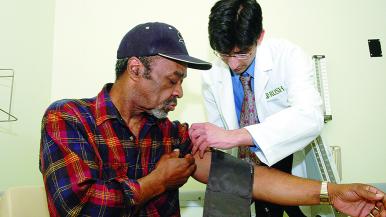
201, 38, 324, 176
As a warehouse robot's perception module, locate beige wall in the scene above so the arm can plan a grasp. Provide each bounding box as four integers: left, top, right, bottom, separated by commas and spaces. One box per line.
51, 0, 386, 185
0, 0, 385, 193
259, 0, 386, 183
0, 0, 55, 191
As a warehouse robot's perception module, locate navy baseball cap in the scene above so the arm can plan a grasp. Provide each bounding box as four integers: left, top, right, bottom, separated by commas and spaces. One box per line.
117, 22, 212, 70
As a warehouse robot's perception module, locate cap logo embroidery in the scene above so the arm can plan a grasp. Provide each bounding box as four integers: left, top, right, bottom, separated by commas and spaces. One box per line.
177, 31, 185, 44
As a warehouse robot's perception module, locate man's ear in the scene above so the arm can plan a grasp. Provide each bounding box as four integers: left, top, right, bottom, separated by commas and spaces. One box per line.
126, 57, 142, 79
257, 29, 265, 45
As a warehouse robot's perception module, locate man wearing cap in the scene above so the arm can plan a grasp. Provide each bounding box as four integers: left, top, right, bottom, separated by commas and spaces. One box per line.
39, 22, 210, 217
39, 22, 386, 217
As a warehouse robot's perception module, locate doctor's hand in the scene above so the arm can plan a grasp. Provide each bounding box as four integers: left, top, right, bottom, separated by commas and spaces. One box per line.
329, 183, 386, 217
189, 122, 253, 158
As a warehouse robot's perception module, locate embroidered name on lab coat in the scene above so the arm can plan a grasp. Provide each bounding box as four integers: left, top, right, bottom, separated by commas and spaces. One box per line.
265, 86, 285, 100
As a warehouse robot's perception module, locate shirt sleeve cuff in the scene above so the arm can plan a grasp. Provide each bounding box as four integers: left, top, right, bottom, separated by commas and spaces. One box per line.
249, 138, 261, 152
118, 178, 142, 205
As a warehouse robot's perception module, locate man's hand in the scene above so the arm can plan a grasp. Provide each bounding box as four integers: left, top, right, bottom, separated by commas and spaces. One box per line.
137, 149, 196, 204
329, 183, 386, 217
154, 149, 196, 190
189, 122, 253, 158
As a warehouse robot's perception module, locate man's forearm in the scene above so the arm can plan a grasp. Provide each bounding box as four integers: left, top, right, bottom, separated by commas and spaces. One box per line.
192, 151, 320, 205
192, 152, 211, 184
192, 151, 386, 217
137, 171, 166, 203
252, 166, 320, 205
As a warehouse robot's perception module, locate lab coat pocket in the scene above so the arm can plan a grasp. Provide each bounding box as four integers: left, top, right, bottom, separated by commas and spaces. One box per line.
265, 86, 289, 112
265, 85, 286, 101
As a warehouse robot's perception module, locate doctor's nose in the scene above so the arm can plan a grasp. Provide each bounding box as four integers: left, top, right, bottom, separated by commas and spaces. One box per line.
227, 57, 240, 71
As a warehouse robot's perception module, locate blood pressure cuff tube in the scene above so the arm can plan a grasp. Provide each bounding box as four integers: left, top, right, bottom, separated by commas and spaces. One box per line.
203, 150, 254, 217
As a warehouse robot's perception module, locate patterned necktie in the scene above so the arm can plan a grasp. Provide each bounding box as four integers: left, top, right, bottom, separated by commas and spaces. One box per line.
238, 74, 261, 165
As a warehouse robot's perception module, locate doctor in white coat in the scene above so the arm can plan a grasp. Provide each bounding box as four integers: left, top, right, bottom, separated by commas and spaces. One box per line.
189, 0, 324, 216
192, 36, 324, 167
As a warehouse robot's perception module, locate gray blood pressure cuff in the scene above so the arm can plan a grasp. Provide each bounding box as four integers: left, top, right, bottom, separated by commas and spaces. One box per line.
203, 150, 254, 217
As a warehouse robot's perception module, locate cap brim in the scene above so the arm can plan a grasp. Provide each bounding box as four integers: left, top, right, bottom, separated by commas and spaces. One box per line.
158, 53, 212, 70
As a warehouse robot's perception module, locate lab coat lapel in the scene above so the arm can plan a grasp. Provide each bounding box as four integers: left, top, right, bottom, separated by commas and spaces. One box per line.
253, 44, 272, 104
217, 65, 239, 130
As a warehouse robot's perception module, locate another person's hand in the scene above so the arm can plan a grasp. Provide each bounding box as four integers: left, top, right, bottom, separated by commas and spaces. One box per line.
189, 122, 238, 158
154, 149, 196, 190
329, 183, 386, 217
189, 122, 255, 158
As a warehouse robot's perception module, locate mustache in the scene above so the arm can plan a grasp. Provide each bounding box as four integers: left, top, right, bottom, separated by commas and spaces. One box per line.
164, 97, 177, 106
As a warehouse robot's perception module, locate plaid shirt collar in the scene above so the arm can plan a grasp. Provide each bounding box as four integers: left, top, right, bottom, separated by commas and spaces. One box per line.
95, 83, 158, 127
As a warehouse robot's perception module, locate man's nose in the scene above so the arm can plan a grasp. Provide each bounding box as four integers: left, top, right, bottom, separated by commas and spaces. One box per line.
173, 83, 183, 98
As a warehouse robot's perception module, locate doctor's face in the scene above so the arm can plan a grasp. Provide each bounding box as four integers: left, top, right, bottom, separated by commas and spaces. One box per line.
216, 45, 257, 74
216, 30, 265, 74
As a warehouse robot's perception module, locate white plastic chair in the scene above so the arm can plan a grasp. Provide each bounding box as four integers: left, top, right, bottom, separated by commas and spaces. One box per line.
0, 186, 49, 217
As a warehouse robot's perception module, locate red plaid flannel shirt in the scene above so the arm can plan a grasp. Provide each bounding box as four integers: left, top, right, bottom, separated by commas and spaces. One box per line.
39, 84, 192, 217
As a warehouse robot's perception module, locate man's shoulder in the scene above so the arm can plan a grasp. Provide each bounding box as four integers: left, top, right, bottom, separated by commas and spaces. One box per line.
210, 58, 228, 72
201, 58, 229, 83
44, 97, 95, 118
157, 118, 189, 136
159, 118, 188, 129
262, 38, 300, 51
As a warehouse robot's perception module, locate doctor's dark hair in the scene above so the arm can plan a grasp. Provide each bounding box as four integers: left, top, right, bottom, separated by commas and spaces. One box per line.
208, 0, 263, 54
115, 56, 152, 80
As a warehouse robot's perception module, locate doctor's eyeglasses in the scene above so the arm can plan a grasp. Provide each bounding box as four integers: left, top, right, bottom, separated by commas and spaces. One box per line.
213, 48, 255, 60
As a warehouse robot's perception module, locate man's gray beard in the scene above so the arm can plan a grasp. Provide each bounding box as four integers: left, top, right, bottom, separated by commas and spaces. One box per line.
148, 97, 176, 119
148, 108, 168, 119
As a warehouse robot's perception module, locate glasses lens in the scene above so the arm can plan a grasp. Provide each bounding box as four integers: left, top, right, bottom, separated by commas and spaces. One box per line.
214, 51, 251, 60
235, 54, 249, 59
